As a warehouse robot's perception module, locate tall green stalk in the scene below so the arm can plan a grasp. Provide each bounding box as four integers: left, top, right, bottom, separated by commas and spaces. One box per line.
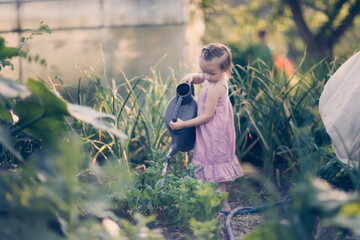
230, 58, 327, 182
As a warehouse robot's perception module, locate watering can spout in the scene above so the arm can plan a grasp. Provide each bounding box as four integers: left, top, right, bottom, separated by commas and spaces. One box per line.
167, 142, 179, 159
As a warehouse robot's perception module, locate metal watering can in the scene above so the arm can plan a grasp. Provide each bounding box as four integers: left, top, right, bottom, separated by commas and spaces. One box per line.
163, 82, 197, 174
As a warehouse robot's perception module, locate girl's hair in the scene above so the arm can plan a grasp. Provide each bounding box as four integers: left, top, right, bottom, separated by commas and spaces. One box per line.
200, 43, 232, 75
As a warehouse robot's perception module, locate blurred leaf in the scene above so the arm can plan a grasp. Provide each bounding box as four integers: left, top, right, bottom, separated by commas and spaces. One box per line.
15, 100, 67, 143
308, 178, 355, 215
0, 37, 19, 60
25, 116, 67, 143
189, 217, 219, 240
0, 102, 11, 121
329, 215, 360, 236
0, 77, 31, 99
0, 59, 15, 70
40, 59, 46, 66
120, 213, 164, 239
24, 79, 126, 141
26, 78, 68, 117
67, 103, 127, 140
0, 124, 24, 161
39, 23, 52, 34
15, 100, 44, 124
242, 220, 291, 240
339, 201, 360, 217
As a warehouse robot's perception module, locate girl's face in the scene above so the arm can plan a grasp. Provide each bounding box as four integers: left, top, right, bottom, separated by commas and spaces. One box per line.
199, 58, 226, 83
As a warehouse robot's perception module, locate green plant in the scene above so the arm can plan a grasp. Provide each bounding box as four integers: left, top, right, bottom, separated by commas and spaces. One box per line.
18, 21, 51, 69
188, 217, 219, 240
119, 213, 164, 240
230, 57, 330, 183
111, 149, 225, 230
1, 136, 115, 239
0, 77, 126, 163
243, 177, 360, 240
57, 56, 177, 168
0, 37, 19, 71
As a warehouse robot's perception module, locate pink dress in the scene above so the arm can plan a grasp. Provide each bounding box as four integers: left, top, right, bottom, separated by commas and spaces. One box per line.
192, 81, 243, 183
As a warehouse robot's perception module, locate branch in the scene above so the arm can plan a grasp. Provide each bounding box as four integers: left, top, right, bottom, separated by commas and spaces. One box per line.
331, 1, 360, 44
318, 0, 348, 35
285, 0, 316, 47
11, 113, 45, 136
302, 1, 326, 13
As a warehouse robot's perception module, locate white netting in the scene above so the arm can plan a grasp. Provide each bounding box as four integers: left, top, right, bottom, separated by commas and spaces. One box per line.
319, 51, 360, 167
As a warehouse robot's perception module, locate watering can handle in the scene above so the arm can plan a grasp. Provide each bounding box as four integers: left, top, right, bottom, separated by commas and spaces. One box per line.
172, 96, 183, 122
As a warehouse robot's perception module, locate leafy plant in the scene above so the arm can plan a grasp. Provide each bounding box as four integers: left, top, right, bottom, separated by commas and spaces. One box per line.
188, 217, 219, 240
230, 57, 330, 183
243, 177, 360, 240
119, 213, 164, 240
111, 149, 225, 230
0, 37, 19, 71
1, 136, 113, 239
56, 55, 177, 168
0, 77, 126, 162
18, 21, 51, 68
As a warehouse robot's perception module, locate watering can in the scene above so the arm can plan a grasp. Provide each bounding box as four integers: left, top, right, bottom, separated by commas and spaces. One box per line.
163, 82, 197, 174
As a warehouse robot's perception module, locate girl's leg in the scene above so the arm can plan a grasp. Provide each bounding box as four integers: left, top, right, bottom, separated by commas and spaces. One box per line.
218, 182, 231, 211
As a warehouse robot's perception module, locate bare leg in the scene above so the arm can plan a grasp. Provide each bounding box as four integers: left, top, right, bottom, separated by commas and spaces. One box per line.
218, 182, 230, 211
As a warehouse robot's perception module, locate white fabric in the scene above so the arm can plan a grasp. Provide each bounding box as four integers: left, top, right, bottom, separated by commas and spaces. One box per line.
319, 51, 360, 167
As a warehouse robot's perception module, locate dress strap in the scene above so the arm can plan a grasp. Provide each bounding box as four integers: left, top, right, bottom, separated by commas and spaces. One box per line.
217, 81, 228, 90
215, 81, 228, 95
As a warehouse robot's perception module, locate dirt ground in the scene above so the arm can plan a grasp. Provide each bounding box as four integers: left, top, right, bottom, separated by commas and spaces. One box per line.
157, 164, 278, 240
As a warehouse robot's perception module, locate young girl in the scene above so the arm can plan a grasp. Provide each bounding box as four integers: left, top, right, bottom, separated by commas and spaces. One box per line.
170, 43, 243, 212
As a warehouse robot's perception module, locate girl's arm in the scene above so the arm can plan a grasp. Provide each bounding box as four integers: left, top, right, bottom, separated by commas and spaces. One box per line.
170, 83, 224, 130
181, 73, 205, 84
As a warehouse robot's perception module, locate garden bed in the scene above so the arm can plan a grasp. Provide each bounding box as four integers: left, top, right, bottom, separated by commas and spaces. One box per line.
152, 165, 273, 239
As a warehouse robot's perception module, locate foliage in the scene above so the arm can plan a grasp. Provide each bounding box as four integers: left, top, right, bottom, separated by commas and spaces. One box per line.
55, 55, 176, 168
0, 137, 108, 240
0, 77, 126, 153
0, 37, 19, 71
188, 217, 219, 240
199, 0, 360, 67
243, 177, 360, 240
119, 213, 164, 240
0, 132, 166, 239
0, 31, 143, 240
18, 21, 51, 68
282, 0, 360, 58
230, 57, 329, 183
0, 21, 50, 72
2, 16, 360, 239
111, 149, 226, 230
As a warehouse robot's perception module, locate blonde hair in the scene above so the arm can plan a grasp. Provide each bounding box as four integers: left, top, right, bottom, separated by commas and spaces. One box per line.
200, 43, 232, 75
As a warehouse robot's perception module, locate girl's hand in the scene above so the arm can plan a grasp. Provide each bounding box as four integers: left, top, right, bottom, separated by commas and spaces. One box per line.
170, 118, 185, 130
181, 73, 203, 84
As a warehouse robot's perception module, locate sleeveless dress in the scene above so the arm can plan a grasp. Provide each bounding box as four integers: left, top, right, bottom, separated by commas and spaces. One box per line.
192, 80, 243, 183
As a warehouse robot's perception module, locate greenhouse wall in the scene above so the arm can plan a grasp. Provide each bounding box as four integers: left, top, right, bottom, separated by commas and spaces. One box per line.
0, 0, 199, 87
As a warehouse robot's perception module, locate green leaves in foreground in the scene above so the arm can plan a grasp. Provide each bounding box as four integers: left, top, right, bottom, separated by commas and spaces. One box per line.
9, 78, 127, 143
0, 77, 126, 163
14, 79, 68, 143
0, 36, 19, 70
67, 103, 128, 140
243, 177, 360, 240
0, 77, 31, 99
